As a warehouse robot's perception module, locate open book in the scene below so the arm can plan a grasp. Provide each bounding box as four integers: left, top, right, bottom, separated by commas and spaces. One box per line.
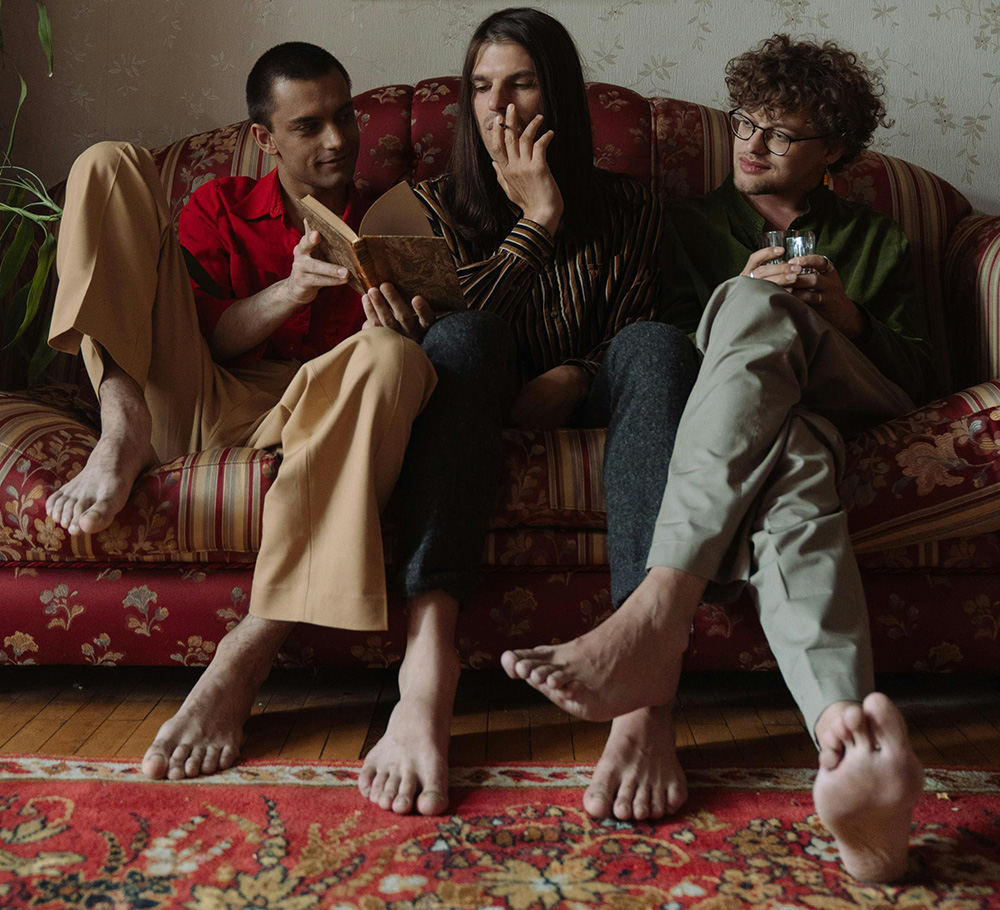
296, 183, 466, 313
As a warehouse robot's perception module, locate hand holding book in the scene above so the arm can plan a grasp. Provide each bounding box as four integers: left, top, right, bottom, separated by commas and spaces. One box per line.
293, 182, 466, 315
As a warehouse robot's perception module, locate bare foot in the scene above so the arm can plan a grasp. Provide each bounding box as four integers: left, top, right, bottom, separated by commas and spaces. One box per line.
500, 567, 704, 721
359, 651, 459, 816
584, 705, 688, 821
359, 593, 460, 816
813, 692, 924, 883
141, 615, 290, 780
46, 365, 157, 535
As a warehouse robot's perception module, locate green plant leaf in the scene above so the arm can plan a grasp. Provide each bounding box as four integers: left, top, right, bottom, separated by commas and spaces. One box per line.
4, 73, 28, 163
27, 332, 58, 385
0, 216, 34, 299
9, 230, 55, 346
1, 186, 27, 233
36, 1, 53, 76
2, 283, 30, 349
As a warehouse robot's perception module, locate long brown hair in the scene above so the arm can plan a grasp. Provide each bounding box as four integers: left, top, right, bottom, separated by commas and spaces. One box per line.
444, 7, 598, 245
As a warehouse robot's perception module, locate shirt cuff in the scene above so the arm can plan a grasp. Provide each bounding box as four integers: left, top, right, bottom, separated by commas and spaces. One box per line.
563, 357, 600, 377
499, 218, 556, 272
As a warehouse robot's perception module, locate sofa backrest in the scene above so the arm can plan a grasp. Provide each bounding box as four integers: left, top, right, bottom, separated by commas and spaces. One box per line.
148, 77, 971, 392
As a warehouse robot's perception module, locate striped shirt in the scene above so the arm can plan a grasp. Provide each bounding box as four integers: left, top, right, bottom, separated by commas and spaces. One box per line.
414, 171, 662, 382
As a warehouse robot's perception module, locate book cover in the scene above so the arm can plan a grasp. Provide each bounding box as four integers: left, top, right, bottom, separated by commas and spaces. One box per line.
295, 183, 465, 313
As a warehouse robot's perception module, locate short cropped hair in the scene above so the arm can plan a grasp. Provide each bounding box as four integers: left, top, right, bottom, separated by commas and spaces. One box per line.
725, 34, 891, 171
246, 42, 351, 129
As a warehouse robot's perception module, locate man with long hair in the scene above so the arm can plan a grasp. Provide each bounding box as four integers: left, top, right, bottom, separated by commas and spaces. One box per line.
359, 7, 697, 816
504, 35, 935, 883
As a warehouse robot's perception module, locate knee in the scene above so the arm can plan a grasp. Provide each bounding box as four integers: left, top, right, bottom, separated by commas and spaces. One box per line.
422, 309, 515, 378
67, 141, 158, 203
606, 321, 699, 378
318, 328, 434, 393
71, 141, 144, 178
711, 276, 806, 330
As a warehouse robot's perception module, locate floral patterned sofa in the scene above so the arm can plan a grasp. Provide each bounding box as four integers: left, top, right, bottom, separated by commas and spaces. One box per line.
3, 78, 1000, 672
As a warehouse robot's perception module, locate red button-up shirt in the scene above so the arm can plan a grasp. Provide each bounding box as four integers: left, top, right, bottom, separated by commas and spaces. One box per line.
178, 167, 367, 364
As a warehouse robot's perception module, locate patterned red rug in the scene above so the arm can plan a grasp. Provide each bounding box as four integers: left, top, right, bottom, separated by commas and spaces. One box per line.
2, 757, 999, 908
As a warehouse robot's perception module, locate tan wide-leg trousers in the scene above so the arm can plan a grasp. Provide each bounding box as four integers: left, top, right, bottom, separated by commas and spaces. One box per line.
648, 278, 915, 737
49, 141, 437, 631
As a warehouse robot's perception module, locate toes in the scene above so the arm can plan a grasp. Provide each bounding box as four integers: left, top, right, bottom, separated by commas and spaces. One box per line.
184, 745, 207, 778
583, 780, 615, 819
202, 746, 222, 775
614, 777, 638, 821
416, 787, 448, 816
526, 663, 560, 686
358, 763, 376, 797
649, 786, 667, 819
500, 650, 519, 678
501, 649, 553, 680
842, 703, 874, 751
368, 770, 388, 806
141, 743, 170, 780
544, 669, 570, 690
45, 489, 63, 521
218, 744, 238, 771
817, 723, 847, 770
631, 786, 651, 821
863, 692, 909, 751
69, 495, 97, 537
167, 743, 193, 780
378, 774, 401, 811
666, 777, 688, 815
392, 776, 418, 815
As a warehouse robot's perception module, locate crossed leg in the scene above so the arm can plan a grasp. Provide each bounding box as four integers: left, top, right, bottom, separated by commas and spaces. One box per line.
813, 693, 924, 882
45, 357, 157, 536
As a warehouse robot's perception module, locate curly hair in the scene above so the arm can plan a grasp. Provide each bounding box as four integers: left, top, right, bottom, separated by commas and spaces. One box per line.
725, 34, 891, 171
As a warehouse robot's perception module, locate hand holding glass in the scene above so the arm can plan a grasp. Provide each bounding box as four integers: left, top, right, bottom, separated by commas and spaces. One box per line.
756, 229, 817, 273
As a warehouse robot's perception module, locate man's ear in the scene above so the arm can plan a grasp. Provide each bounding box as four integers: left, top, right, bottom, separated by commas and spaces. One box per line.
251, 122, 278, 157
823, 139, 846, 169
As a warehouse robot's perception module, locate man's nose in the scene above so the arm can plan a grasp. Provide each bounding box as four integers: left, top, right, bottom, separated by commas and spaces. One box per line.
322, 124, 344, 148
746, 128, 768, 154
488, 86, 508, 114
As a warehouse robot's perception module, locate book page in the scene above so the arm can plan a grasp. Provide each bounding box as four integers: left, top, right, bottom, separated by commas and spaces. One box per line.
359, 182, 434, 238
366, 235, 466, 313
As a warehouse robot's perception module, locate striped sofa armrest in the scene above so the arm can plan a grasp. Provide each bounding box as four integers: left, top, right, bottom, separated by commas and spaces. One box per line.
944, 213, 1000, 391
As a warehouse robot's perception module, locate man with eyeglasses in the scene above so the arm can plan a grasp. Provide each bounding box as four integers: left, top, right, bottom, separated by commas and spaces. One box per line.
502, 35, 937, 883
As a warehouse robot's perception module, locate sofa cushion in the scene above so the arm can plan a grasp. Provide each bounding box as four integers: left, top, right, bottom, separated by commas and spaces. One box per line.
0, 388, 277, 563
6, 383, 1000, 569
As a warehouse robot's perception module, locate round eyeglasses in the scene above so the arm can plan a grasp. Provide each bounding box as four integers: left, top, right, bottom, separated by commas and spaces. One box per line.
728, 109, 831, 156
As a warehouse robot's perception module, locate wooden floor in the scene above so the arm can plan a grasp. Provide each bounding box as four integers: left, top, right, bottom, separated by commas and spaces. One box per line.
2, 667, 999, 768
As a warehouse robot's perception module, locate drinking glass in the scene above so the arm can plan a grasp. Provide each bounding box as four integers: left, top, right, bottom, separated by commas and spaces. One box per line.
784, 230, 816, 272
757, 230, 785, 265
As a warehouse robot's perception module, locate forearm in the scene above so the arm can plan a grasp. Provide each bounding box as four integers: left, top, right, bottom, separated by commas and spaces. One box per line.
209, 279, 301, 362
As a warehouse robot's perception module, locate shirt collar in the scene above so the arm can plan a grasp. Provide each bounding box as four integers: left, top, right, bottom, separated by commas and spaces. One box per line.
231, 167, 364, 230
722, 171, 833, 246
231, 167, 286, 221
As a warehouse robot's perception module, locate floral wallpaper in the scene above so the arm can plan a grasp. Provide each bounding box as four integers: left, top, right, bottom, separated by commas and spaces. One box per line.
1, 0, 998, 213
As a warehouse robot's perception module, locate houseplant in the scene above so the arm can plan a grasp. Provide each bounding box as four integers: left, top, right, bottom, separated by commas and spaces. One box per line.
1, 1, 60, 386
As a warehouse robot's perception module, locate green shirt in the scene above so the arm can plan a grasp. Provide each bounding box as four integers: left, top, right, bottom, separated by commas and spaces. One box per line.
659, 173, 940, 405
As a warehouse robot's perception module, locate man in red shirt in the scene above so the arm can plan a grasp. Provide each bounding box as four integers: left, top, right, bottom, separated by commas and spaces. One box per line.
43, 43, 500, 804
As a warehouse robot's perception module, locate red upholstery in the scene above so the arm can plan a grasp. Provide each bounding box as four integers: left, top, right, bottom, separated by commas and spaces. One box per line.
2, 80, 999, 669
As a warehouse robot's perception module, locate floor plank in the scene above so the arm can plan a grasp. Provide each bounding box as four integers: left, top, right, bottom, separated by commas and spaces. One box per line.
1, 667, 997, 774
